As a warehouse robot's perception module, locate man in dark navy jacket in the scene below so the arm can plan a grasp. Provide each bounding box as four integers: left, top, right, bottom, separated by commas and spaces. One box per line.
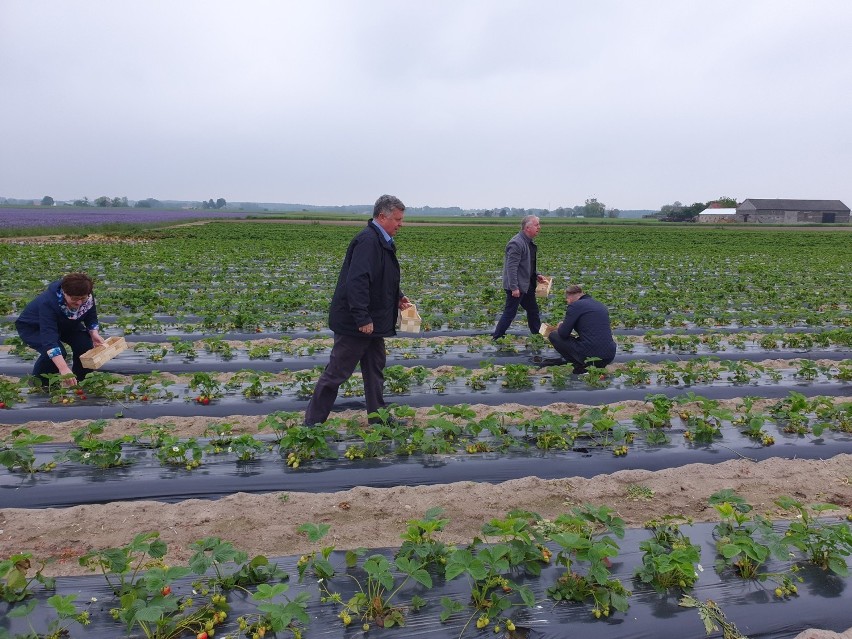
548, 284, 616, 374
305, 195, 411, 425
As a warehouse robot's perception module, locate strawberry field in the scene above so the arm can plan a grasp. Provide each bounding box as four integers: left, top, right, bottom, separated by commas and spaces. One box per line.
1, 221, 851, 638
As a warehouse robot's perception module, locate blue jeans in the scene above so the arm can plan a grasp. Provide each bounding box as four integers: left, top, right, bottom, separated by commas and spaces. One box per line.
492, 289, 541, 339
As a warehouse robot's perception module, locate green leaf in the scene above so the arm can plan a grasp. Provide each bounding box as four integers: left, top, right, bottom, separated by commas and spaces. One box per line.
133, 603, 165, 622
47, 593, 78, 616
828, 556, 849, 577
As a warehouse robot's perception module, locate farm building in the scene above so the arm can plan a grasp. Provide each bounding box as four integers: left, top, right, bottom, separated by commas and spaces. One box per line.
697, 207, 737, 223
735, 199, 850, 224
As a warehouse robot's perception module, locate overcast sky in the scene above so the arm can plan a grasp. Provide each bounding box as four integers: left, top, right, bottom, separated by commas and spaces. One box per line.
2, 1, 851, 211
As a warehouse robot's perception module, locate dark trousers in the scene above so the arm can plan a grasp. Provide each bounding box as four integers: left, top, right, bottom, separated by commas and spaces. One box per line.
16, 321, 94, 385
304, 333, 387, 425
492, 288, 541, 339
548, 332, 614, 373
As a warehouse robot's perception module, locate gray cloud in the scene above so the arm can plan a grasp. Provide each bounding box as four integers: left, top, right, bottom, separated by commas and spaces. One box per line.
1, 0, 851, 210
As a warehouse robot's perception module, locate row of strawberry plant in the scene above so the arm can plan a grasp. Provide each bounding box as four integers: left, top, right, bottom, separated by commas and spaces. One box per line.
3, 493, 850, 638
4, 394, 849, 475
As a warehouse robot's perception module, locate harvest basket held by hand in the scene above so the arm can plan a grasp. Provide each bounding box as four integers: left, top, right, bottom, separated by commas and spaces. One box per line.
80, 336, 128, 369
535, 276, 553, 297
538, 323, 557, 338
398, 304, 422, 333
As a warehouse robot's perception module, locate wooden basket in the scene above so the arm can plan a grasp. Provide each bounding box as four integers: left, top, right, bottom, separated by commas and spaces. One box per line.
80, 336, 128, 369
535, 276, 553, 298
539, 323, 556, 338
398, 304, 422, 333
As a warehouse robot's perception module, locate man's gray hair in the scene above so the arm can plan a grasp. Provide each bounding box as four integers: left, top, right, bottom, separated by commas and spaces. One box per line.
521, 214, 539, 230
373, 194, 406, 218
565, 284, 583, 295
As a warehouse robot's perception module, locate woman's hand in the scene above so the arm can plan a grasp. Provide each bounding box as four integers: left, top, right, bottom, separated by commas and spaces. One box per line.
90, 330, 106, 347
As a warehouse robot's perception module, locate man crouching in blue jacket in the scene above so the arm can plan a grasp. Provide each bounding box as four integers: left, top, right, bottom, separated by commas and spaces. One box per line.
548, 284, 616, 374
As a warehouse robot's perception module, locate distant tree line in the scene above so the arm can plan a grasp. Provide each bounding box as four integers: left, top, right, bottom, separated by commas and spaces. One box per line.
655, 196, 738, 221
471, 198, 620, 219
35, 196, 228, 209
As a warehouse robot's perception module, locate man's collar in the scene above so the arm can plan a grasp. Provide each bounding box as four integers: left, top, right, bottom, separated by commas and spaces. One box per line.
371, 219, 392, 243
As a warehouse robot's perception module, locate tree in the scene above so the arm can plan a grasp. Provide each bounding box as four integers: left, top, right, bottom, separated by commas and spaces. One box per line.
111, 196, 128, 207
607, 208, 621, 219
215, 198, 226, 209
73, 197, 90, 207
711, 196, 738, 208
583, 198, 606, 218
94, 196, 111, 207
41, 196, 54, 206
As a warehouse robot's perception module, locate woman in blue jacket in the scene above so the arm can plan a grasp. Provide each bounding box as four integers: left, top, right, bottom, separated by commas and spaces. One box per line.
15, 273, 106, 387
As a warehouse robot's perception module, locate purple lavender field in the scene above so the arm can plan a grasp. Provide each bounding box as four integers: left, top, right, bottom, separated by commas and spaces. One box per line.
0, 207, 257, 229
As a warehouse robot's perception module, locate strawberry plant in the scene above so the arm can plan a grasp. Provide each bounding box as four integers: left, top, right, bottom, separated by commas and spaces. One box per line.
134, 342, 169, 362
774, 496, 852, 576
155, 435, 204, 470
235, 583, 310, 639
294, 523, 337, 583
619, 359, 652, 385
187, 537, 287, 590
201, 337, 234, 360
257, 410, 302, 442
794, 358, 823, 380
3, 594, 91, 639
576, 405, 629, 449
65, 419, 128, 468
396, 507, 455, 570
228, 434, 271, 461
133, 422, 177, 448
226, 369, 281, 398
78, 371, 122, 399
523, 411, 578, 451
324, 553, 431, 630
709, 491, 791, 585
4, 335, 37, 360
501, 363, 532, 389
0, 377, 26, 408
580, 361, 611, 388
79, 531, 168, 597
0, 428, 58, 473
203, 422, 235, 448
546, 504, 629, 618
188, 372, 223, 404
0, 552, 55, 603
124, 371, 176, 402
635, 515, 702, 591
278, 423, 336, 468
443, 543, 535, 633
167, 337, 197, 360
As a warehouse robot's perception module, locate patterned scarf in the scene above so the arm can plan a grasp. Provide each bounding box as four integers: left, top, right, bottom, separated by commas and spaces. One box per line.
57, 288, 94, 320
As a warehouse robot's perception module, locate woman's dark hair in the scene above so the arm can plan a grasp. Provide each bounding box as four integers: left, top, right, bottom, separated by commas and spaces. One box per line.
60, 273, 94, 297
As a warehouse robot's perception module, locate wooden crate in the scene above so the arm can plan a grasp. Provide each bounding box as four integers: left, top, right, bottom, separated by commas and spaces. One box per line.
539, 323, 556, 338
80, 336, 127, 369
398, 304, 422, 333
535, 276, 553, 298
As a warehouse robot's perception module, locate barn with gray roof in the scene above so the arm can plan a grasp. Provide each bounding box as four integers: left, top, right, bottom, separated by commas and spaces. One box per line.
736, 199, 850, 224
